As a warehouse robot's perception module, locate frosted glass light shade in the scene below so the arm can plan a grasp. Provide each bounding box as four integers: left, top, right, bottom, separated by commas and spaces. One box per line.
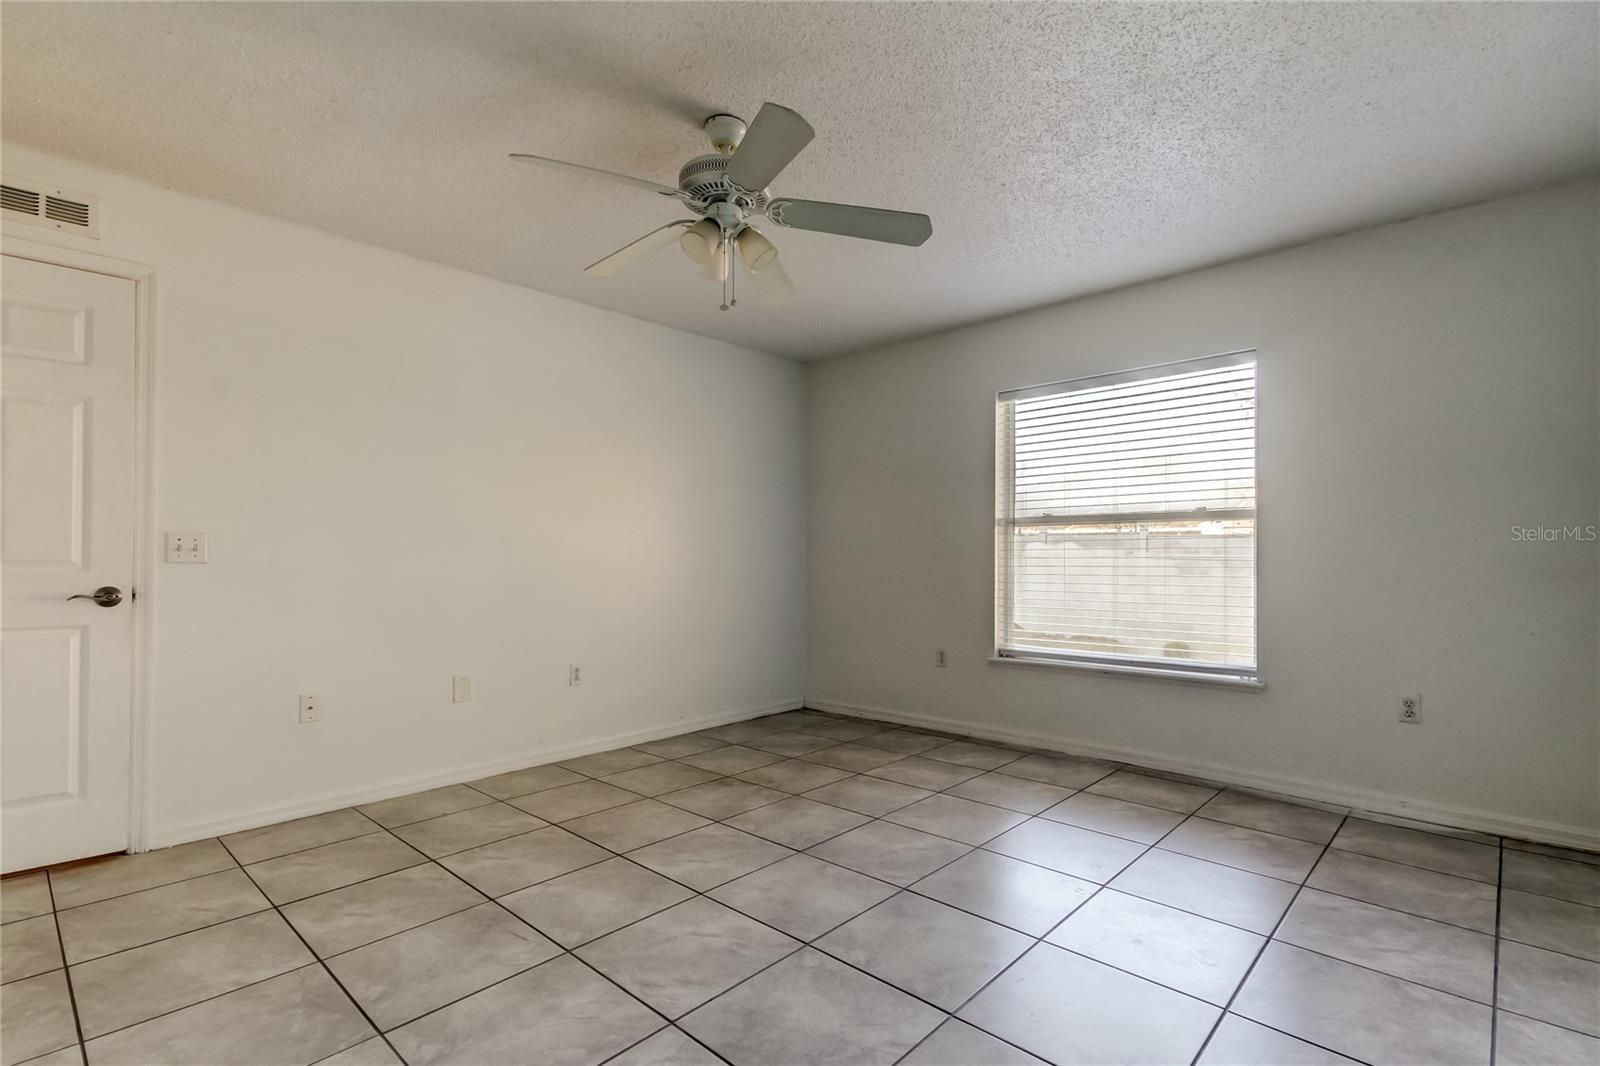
679, 219, 720, 264
736, 226, 778, 272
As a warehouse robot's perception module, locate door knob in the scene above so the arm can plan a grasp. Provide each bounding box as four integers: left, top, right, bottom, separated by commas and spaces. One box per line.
67, 586, 124, 608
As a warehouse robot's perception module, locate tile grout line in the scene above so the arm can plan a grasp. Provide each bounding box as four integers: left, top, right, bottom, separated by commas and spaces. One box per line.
1255, 880, 1495, 940
1493, 928, 1600, 966
1310, 841, 1503, 887
1494, 1007, 1600, 1043
45, 850, 244, 914
1187, 813, 1357, 1066
42, 870, 90, 1066
214, 835, 411, 1066
216, 809, 384, 864
55, 903, 281, 972
1233, 936, 1500, 1010
593, 1024, 734, 1066
1489, 838, 1505, 1066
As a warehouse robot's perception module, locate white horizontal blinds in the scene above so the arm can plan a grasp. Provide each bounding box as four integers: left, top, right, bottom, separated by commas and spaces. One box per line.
996, 353, 1257, 675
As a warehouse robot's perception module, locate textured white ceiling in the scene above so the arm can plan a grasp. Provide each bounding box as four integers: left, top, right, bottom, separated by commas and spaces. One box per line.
3, 2, 1596, 359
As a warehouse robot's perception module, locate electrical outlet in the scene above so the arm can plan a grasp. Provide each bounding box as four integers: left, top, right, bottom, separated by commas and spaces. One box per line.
935, 648, 948, 668
1398, 694, 1421, 724
569, 664, 583, 686
299, 694, 321, 723
165, 531, 208, 564
452, 675, 472, 703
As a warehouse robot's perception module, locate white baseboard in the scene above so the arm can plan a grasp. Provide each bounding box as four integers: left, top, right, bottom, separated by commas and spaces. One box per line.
144, 697, 804, 850
807, 698, 1600, 853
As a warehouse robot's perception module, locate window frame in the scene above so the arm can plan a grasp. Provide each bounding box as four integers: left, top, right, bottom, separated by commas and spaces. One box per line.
992, 348, 1263, 689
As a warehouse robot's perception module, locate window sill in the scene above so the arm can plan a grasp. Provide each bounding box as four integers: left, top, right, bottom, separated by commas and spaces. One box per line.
988, 654, 1265, 690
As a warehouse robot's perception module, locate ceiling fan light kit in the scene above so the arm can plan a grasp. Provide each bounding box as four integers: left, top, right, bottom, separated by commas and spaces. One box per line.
510, 101, 932, 310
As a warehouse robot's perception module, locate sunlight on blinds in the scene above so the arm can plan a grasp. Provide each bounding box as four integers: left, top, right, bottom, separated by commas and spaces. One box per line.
996, 353, 1257, 676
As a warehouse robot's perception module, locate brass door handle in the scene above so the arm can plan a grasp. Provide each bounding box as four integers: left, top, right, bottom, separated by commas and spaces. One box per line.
67, 586, 123, 608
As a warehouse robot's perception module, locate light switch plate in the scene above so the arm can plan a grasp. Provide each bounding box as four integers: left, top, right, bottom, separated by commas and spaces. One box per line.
452, 675, 472, 703
166, 531, 208, 563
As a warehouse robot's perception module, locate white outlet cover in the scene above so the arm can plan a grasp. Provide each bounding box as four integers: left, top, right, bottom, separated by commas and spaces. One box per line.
452, 675, 472, 703
569, 664, 583, 686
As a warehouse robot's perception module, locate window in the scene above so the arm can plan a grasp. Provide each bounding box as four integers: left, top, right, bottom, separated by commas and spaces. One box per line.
994, 351, 1258, 684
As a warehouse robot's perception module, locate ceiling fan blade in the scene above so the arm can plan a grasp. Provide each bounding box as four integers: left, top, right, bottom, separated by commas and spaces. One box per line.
510, 153, 685, 200
584, 220, 696, 277
725, 103, 815, 192
768, 198, 932, 247
745, 254, 797, 305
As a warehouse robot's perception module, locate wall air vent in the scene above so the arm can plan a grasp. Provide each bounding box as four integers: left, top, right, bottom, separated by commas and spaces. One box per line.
1, 184, 41, 216
1, 175, 100, 239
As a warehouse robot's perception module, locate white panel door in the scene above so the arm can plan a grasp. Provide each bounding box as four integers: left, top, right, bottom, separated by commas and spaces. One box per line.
2, 254, 137, 873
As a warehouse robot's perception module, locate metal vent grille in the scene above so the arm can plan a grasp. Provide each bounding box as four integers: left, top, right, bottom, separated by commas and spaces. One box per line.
1, 184, 41, 215
1, 175, 100, 239
44, 196, 92, 228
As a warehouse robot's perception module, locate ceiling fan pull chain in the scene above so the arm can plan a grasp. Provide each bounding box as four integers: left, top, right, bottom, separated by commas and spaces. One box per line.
729, 238, 738, 309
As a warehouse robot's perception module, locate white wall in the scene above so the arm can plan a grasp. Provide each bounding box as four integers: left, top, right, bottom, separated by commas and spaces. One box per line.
808, 180, 1600, 848
3, 144, 806, 847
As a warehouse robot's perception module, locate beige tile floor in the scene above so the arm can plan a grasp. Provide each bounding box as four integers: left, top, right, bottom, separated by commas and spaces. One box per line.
3, 709, 1597, 1066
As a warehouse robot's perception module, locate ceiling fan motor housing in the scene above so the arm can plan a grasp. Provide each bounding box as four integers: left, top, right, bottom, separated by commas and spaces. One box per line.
678, 154, 770, 213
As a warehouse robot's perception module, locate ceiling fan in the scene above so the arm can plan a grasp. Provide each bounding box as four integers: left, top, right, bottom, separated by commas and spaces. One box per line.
510, 103, 933, 310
